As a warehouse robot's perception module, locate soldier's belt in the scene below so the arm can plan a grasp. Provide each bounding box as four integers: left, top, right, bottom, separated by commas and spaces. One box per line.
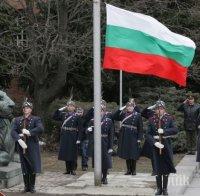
62, 127, 77, 131
121, 124, 137, 129
153, 135, 175, 139
101, 134, 108, 137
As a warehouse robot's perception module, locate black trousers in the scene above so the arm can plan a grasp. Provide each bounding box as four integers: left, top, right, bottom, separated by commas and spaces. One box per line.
65, 161, 77, 171
102, 169, 108, 179
126, 159, 136, 173
186, 130, 197, 152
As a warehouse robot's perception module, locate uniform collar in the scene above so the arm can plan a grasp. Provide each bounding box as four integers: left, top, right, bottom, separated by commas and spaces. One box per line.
159, 112, 167, 119
126, 111, 134, 116
22, 114, 32, 120
101, 113, 106, 121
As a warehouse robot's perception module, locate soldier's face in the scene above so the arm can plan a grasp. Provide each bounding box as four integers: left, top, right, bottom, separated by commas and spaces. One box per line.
188, 98, 194, 105
23, 107, 32, 116
77, 111, 84, 116
101, 109, 105, 116
67, 104, 75, 112
101, 105, 106, 111
155, 107, 165, 116
126, 106, 134, 113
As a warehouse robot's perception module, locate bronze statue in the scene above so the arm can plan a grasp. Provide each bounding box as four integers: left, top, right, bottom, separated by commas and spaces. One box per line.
0, 90, 15, 166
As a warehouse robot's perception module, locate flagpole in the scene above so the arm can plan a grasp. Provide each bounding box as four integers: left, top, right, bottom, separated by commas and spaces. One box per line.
93, 0, 102, 186
119, 70, 123, 108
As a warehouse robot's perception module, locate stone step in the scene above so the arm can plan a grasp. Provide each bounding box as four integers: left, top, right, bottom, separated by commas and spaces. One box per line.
0, 162, 22, 189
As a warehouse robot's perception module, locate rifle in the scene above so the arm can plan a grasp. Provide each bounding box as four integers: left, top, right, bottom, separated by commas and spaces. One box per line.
157, 91, 162, 155
22, 118, 34, 173
22, 120, 27, 154
158, 109, 162, 155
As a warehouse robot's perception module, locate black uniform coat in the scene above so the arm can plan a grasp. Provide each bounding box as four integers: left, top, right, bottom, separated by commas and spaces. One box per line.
87, 113, 114, 170
83, 108, 114, 140
113, 109, 143, 160
146, 113, 178, 175
11, 115, 44, 174
178, 103, 200, 131
196, 116, 200, 162
197, 135, 200, 162
80, 108, 95, 142
140, 108, 155, 159
53, 110, 82, 162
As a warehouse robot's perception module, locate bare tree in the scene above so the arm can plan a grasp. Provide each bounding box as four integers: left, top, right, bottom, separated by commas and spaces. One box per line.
0, 0, 199, 119
0, 0, 93, 117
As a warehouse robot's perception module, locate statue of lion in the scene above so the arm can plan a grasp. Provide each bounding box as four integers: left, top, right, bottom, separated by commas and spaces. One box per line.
0, 90, 15, 166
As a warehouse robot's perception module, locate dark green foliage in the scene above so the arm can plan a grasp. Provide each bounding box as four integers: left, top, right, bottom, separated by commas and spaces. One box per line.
172, 131, 187, 153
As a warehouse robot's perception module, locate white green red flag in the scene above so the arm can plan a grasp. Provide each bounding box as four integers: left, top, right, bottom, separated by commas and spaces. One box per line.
103, 4, 196, 86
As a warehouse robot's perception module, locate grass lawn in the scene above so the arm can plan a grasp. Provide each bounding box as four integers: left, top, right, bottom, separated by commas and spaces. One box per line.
41, 151, 184, 176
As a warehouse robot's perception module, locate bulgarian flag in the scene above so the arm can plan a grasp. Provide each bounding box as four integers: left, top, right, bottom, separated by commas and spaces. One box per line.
103, 4, 196, 86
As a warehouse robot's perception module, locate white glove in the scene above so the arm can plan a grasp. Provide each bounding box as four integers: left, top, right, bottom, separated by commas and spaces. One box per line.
22, 128, 31, 136
19, 133, 24, 137
198, 125, 200, 129
18, 139, 27, 149
76, 140, 80, 144
108, 149, 113, 153
120, 106, 126, 111
59, 106, 67, 111
137, 140, 141, 143
39, 141, 46, 146
154, 135, 159, 139
87, 127, 93, 132
183, 99, 189, 104
158, 128, 164, 134
147, 104, 156, 110
154, 142, 164, 149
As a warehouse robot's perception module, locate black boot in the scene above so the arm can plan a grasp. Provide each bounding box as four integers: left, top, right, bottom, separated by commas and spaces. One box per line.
102, 169, 108, 184
82, 165, 88, 171
162, 175, 169, 195
151, 171, 156, 176
102, 178, 108, 184
130, 160, 136, 175
22, 174, 30, 193
71, 170, 76, 175
30, 173, 36, 193
125, 160, 131, 175
151, 159, 156, 176
64, 170, 70, 174
155, 175, 162, 195
70, 161, 76, 175
64, 161, 70, 174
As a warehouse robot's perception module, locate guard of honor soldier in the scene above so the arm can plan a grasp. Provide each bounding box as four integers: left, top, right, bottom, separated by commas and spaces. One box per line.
140, 104, 157, 176
76, 107, 89, 171
197, 111, 200, 162
10, 94, 200, 195
11, 100, 44, 193
113, 99, 143, 175
147, 100, 178, 195
87, 100, 114, 184
178, 93, 200, 155
53, 100, 82, 175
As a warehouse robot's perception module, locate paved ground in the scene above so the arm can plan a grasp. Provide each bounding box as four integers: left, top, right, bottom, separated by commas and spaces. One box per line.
1, 153, 196, 196
184, 168, 200, 196
2, 172, 155, 195
167, 155, 199, 195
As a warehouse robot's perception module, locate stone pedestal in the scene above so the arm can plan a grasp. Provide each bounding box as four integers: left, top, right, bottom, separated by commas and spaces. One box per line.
0, 162, 22, 188
12, 153, 20, 163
